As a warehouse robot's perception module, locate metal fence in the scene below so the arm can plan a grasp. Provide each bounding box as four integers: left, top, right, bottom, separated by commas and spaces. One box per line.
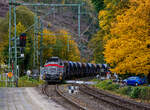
0, 73, 15, 87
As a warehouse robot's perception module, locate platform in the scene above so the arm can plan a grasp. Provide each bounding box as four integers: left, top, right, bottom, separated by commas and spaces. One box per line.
0, 87, 66, 110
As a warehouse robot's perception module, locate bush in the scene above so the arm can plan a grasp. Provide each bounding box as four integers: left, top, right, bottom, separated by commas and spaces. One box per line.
94, 80, 119, 91
118, 86, 132, 95
99, 80, 112, 89
139, 87, 150, 100
93, 79, 150, 101
106, 83, 120, 91
18, 75, 45, 87
130, 87, 141, 98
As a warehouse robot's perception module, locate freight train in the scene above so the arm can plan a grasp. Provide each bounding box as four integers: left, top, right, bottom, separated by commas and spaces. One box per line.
42, 57, 108, 82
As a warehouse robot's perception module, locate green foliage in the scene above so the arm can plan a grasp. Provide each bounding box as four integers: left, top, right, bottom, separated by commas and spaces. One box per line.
93, 79, 150, 100
88, 30, 105, 63
0, 6, 34, 65
118, 86, 132, 96
91, 0, 104, 12
18, 75, 45, 87
139, 87, 150, 100
94, 80, 119, 91
9, 6, 35, 28
130, 87, 141, 98
128, 86, 150, 100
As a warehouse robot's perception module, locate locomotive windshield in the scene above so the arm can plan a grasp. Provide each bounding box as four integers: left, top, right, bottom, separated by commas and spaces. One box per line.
47, 57, 59, 63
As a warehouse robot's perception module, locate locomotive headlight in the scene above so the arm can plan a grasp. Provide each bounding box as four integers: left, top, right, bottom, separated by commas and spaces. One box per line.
59, 72, 62, 80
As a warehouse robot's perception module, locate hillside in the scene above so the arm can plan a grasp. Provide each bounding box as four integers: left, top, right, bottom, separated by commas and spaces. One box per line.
0, 0, 9, 18
0, 0, 98, 61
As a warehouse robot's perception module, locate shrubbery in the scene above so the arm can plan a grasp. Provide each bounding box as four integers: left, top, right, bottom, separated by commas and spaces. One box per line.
118, 86, 132, 96
93, 79, 150, 100
118, 86, 150, 100
130, 87, 141, 98
18, 75, 45, 87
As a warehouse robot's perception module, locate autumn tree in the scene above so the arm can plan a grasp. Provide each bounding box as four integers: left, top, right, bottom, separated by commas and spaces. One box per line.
89, 0, 129, 63
41, 29, 80, 63
0, 5, 35, 74
104, 0, 150, 76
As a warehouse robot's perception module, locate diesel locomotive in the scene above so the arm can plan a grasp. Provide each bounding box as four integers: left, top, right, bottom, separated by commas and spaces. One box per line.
42, 57, 108, 82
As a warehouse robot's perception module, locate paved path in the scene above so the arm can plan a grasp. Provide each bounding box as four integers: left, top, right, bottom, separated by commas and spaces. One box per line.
0, 87, 66, 110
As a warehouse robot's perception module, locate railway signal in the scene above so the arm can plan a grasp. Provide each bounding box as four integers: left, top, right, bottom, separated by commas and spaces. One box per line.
20, 33, 26, 47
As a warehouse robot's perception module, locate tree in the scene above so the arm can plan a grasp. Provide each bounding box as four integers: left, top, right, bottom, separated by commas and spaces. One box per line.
41, 29, 80, 63
89, 0, 129, 63
88, 30, 105, 63
104, 0, 150, 75
91, 0, 104, 12
0, 5, 35, 74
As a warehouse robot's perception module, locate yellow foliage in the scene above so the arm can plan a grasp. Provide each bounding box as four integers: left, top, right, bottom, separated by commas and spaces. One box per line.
43, 29, 56, 45
41, 29, 80, 62
12, 22, 26, 37
104, 0, 150, 75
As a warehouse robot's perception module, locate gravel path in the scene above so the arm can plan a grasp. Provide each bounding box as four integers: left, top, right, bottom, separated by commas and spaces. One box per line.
0, 87, 66, 110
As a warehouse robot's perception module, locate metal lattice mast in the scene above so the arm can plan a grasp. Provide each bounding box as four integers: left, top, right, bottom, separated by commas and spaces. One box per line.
13, 0, 18, 86
8, 0, 12, 71
40, 19, 43, 66
78, 4, 81, 61
36, 18, 39, 66
33, 6, 38, 68
78, 4, 81, 39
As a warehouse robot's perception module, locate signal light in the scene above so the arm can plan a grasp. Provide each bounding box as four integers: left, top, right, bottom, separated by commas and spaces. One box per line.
20, 33, 26, 47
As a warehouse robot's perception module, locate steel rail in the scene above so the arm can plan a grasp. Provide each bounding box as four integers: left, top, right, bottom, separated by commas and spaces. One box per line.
55, 85, 87, 110
42, 84, 86, 110
80, 85, 150, 110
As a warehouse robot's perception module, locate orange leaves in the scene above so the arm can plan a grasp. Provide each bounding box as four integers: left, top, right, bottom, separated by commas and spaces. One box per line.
104, 0, 150, 75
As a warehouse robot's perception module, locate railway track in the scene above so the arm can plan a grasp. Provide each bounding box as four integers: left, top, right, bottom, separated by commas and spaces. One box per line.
42, 84, 87, 110
80, 85, 150, 110
41, 79, 150, 110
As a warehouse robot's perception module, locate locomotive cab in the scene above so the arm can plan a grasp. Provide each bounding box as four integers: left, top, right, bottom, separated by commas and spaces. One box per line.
44, 57, 64, 82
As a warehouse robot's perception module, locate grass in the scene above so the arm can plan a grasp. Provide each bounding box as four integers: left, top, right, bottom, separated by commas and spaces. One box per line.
0, 75, 45, 87
18, 75, 45, 87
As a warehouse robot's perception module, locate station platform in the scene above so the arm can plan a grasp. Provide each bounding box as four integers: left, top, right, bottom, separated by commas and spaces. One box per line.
0, 87, 66, 110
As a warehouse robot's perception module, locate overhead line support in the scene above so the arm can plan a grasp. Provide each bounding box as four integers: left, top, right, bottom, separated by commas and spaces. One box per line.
8, 0, 12, 71
10, 3, 82, 7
